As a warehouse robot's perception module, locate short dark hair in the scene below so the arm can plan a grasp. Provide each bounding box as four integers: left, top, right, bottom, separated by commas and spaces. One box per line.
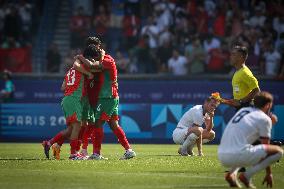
254, 91, 273, 109
83, 44, 101, 61
85, 36, 102, 47
232, 45, 248, 59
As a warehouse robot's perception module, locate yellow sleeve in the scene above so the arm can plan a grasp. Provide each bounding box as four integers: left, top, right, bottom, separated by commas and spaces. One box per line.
243, 71, 259, 91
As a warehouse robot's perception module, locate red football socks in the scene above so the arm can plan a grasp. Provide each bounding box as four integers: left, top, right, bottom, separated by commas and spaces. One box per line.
92, 127, 104, 154
113, 126, 130, 150
82, 125, 94, 149
70, 139, 78, 155
49, 132, 63, 146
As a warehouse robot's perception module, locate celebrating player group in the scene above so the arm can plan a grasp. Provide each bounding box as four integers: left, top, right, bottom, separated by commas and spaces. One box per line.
42, 38, 283, 188
42, 37, 136, 160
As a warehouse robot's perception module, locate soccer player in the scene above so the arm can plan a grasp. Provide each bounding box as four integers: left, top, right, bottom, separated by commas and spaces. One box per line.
74, 44, 136, 160
221, 45, 260, 110
172, 95, 220, 156
42, 47, 95, 160
218, 91, 283, 188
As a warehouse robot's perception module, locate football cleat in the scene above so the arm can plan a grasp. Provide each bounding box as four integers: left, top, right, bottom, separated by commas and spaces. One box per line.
42, 141, 50, 159
80, 149, 88, 157
88, 153, 108, 160
178, 147, 189, 156
239, 173, 256, 189
120, 149, 136, 160
69, 153, 87, 160
225, 172, 242, 188
52, 144, 61, 160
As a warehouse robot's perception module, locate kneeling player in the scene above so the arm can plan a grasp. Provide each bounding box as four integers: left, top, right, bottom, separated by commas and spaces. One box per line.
172, 95, 220, 156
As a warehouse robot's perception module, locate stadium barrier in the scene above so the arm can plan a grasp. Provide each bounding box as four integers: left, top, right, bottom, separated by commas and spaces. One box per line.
0, 79, 283, 143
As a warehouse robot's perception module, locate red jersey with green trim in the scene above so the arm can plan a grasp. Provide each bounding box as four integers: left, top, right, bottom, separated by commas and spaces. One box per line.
64, 67, 86, 98
86, 78, 99, 107
94, 54, 119, 98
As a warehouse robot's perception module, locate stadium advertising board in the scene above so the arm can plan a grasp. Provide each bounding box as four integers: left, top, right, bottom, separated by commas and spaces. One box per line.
0, 79, 283, 142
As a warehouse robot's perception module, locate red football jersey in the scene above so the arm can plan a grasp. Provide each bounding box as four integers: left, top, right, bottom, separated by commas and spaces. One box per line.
64, 67, 86, 98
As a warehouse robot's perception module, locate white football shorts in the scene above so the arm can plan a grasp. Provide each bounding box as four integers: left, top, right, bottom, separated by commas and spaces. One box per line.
218, 144, 268, 167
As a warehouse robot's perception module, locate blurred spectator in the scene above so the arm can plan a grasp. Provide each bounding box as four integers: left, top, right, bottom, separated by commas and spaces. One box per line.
115, 50, 130, 74
61, 49, 79, 74
3, 5, 22, 42
1, 36, 20, 48
122, 7, 140, 50
70, 6, 91, 48
92, 5, 110, 45
18, 0, 32, 44
157, 40, 172, 73
186, 38, 206, 74
168, 49, 188, 76
249, 6, 266, 28
133, 35, 157, 73
0, 70, 15, 103
207, 41, 230, 73
262, 44, 281, 76
46, 43, 61, 73
141, 16, 159, 50
213, 7, 226, 37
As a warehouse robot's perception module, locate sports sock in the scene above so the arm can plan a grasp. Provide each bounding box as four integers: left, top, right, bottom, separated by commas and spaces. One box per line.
92, 127, 104, 154
230, 167, 240, 175
181, 133, 198, 152
57, 137, 65, 146
70, 139, 78, 155
49, 132, 63, 145
202, 139, 210, 144
245, 152, 283, 179
82, 126, 94, 149
113, 126, 130, 150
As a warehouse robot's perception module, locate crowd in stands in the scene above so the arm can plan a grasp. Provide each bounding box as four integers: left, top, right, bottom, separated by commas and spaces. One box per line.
0, 0, 42, 48
1, 0, 284, 77
69, 0, 284, 77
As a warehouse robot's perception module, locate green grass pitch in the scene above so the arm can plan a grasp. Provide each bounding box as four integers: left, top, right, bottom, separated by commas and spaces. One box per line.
0, 143, 283, 189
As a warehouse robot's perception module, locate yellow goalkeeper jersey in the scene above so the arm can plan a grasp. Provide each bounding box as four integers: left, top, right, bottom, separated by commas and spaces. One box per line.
232, 65, 259, 100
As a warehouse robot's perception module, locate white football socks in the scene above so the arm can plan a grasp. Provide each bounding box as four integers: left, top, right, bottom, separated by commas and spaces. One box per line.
181, 133, 199, 152
202, 139, 210, 144
245, 152, 283, 179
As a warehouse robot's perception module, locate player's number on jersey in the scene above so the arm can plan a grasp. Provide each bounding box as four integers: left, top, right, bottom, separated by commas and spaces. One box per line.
66, 70, 76, 86
232, 110, 250, 123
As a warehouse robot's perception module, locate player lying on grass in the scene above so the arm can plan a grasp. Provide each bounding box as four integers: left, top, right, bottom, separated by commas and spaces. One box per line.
73, 43, 136, 160
172, 94, 220, 156
218, 91, 283, 188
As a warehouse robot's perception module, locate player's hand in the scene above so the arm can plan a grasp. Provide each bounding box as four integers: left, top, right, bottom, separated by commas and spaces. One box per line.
269, 113, 278, 125
222, 99, 241, 107
262, 173, 273, 188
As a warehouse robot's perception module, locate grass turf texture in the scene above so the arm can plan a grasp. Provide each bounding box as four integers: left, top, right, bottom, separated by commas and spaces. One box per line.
0, 143, 283, 189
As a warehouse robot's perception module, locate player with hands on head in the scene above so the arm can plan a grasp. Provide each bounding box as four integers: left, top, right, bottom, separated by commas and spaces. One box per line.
172, 93, 220, 156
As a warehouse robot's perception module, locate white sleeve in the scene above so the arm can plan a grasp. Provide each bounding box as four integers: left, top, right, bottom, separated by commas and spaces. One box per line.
258, 117, 272, 139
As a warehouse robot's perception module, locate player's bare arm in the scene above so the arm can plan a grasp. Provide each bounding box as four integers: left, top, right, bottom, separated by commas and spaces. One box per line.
240, 88, 260, 104
61, 79, 66, 92
76, 54, 103, 70
204, 113, 214, 132
73, 59, 94, 79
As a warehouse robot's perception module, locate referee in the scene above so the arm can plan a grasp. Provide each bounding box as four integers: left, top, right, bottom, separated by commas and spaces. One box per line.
222, 45, 260, 110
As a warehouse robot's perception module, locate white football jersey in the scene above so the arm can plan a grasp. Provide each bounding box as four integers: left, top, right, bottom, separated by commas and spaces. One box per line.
218, 107, 272, 154
177, 105, 204, 129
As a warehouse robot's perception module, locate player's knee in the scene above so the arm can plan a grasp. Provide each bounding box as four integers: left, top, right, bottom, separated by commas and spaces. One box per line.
277, 146, 284, 156
194, 127, 203, 136
209, 131, 215, 140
